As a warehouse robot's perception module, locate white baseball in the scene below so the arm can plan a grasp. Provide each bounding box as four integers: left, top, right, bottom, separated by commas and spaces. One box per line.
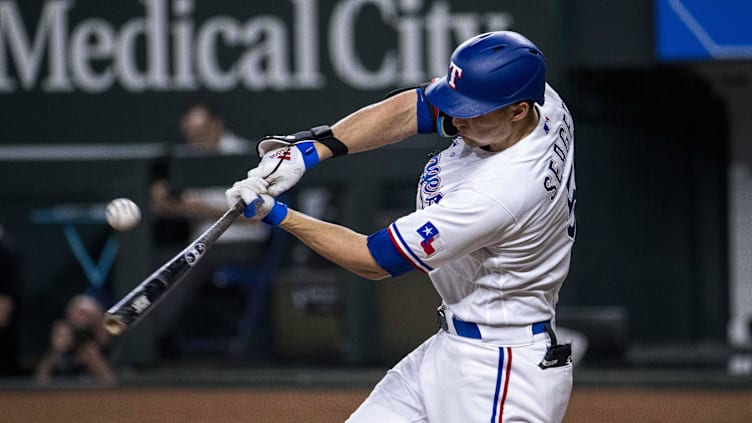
105, 198, 141, 231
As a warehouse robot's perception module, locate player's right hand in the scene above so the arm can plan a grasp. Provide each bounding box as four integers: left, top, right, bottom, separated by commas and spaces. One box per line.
250, 141, 320, 196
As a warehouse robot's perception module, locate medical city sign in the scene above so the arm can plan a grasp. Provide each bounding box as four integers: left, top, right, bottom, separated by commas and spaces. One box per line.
0, 0, 513, 93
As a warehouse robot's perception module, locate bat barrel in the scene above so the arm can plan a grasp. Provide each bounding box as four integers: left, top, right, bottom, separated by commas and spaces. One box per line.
103, 274, 170, 335
102, 202, 245, 336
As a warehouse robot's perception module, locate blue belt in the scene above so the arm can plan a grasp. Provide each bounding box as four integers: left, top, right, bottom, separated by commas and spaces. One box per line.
437, 307, 549, 340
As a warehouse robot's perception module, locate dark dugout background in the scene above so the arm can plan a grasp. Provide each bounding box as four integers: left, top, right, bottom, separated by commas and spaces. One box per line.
0, 0, 738, 368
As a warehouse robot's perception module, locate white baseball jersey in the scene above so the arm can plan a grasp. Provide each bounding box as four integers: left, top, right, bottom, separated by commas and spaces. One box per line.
368, 83, 575, 328
356, 84, 575, 423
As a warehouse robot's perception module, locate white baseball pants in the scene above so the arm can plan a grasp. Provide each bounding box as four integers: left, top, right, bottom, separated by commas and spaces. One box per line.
346, 329, 572, 422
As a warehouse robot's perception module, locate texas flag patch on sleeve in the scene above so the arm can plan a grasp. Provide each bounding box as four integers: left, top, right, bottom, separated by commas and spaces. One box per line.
417, 221, 445, 257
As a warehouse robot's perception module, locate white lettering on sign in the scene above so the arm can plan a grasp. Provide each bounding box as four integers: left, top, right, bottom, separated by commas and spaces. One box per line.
0, 0, 513, 93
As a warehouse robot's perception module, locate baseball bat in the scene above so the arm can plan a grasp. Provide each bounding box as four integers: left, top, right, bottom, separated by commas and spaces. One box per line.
103, 200, 246, 336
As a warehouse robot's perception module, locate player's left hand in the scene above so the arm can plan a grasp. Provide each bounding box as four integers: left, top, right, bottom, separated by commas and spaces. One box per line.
250, 140, 320, 196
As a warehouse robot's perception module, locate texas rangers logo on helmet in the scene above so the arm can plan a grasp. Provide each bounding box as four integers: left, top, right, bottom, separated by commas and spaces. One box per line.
417, 221, 444, 256
447, 61, 463, 89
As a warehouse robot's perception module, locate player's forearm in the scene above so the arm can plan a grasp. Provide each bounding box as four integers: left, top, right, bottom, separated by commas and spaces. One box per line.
314, 90, 418, 159
279, 209, 389, 280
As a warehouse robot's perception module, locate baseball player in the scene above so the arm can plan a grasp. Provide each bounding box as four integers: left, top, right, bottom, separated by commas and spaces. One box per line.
227, 31, 576, 422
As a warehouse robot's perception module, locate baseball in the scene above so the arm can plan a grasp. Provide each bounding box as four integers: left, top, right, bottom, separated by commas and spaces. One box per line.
105, 198, 141, 231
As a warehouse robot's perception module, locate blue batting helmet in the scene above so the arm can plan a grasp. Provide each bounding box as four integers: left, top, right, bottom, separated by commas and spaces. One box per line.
425, 31, 547, 118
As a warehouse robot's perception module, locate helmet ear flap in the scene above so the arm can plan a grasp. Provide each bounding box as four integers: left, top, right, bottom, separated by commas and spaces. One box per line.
437, 113, 458, 138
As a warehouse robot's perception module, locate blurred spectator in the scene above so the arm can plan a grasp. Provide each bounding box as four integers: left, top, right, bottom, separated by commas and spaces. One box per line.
175, 97, 251, 154
150, 97, 258, 226
0, 224, 20, 376
148, 98, 272, 358
34, 295, 115, 385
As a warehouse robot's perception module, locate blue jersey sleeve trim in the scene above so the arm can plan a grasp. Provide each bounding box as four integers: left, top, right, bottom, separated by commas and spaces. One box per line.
416, 88, 437, 134
367, 228, 414, 277
389, 223, 433, 272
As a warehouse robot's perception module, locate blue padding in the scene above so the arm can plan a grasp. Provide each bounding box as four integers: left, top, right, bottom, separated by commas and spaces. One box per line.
244, 197, 263, 218
367, 228, 413, 277
416, 88, 437, 134
452, 317, 482, 339
295, 141, 320, 170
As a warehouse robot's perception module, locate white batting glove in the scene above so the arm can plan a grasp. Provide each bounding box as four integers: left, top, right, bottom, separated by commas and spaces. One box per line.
225, 176, 269, 210
225, 179, 290, 224
250, 140, 320, 196
257, 136, 295, 156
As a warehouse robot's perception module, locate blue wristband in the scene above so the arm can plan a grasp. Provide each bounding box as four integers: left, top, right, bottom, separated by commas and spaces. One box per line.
262, 200, 289, 226
295, 141, 320, 170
